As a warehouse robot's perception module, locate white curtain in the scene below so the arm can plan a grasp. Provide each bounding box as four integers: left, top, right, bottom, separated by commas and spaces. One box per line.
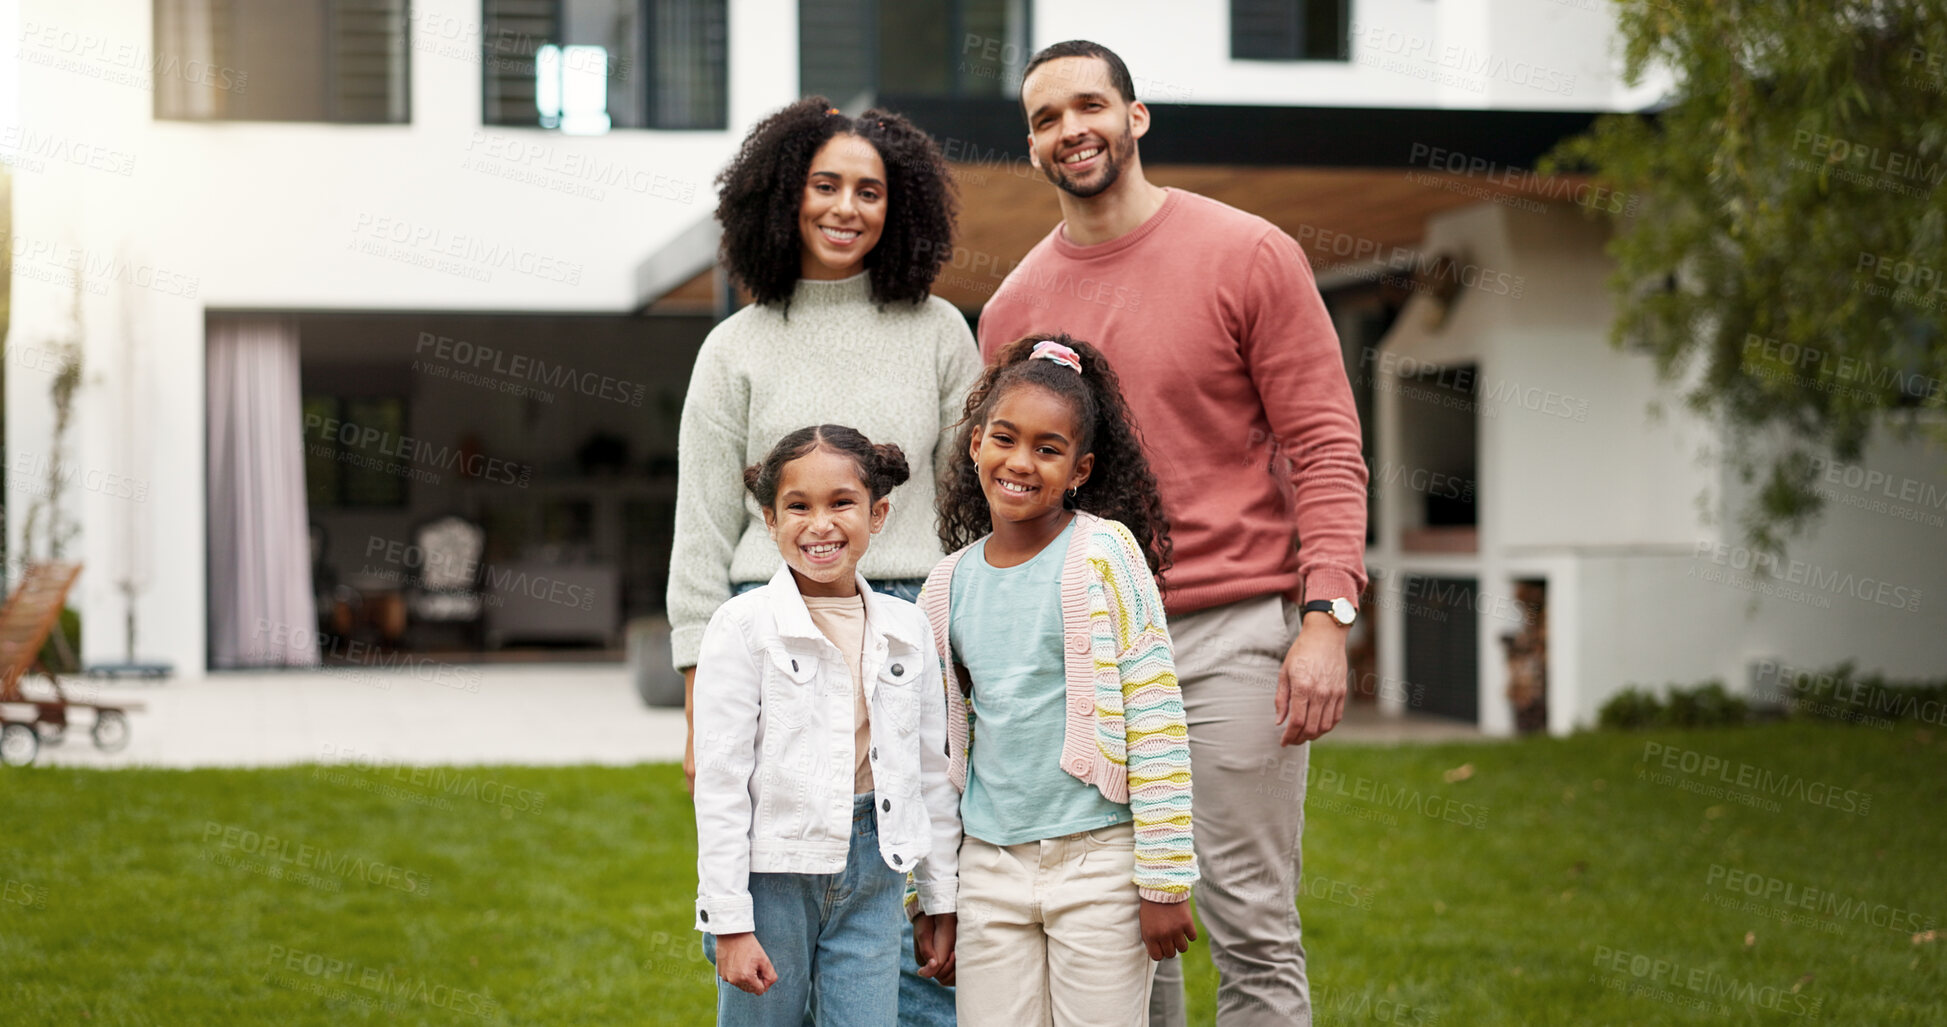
207, 316, 319, 668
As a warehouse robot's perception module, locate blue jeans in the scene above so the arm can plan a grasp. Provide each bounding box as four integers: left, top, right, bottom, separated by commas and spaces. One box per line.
728, 578, 954, 1026
706, 793, 904, 1027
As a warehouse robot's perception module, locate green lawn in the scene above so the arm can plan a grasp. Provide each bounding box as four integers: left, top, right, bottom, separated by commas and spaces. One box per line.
2, 721, 1941, 1025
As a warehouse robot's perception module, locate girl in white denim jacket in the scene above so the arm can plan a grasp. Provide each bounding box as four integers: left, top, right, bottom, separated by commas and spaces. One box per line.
693, 424, 961, 1027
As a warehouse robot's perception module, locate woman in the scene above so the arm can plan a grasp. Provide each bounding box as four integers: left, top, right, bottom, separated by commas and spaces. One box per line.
668, 97, 977, 1024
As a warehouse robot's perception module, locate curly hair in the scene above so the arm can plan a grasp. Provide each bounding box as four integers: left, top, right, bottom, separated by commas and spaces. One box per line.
937, 333, 1173, 582
744, 424, 911, 510
714, 97, 957, 311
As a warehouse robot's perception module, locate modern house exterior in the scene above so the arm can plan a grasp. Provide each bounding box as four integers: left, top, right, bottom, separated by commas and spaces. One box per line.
6, 0, 1941, 734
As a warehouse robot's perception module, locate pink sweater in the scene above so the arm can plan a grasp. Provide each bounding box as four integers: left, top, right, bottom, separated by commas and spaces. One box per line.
976, 188, 1369, 614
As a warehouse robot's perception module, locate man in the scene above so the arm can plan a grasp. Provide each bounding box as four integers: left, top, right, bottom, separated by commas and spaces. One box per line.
975, 40, 1369, 1027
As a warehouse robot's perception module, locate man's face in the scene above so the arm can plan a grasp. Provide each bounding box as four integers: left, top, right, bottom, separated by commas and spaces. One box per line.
1021, 56, 1146, 200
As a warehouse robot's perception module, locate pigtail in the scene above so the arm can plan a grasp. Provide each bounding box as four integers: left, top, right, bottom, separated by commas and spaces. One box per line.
870, 442, 912, 496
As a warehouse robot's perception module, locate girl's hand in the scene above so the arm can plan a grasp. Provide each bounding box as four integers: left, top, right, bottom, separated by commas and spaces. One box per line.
714, 932, 778, 994
1139, 898, 1197, 961
913, 912, 958, 985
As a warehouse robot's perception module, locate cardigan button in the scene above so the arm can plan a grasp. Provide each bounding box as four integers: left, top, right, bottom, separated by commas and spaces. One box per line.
1068, 757, 1089, 774
1066, 636, 1089, 654
1071, 694, 1091, 714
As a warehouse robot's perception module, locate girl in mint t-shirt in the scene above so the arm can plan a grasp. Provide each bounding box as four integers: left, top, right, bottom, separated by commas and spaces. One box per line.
917, 333, 1198, 1026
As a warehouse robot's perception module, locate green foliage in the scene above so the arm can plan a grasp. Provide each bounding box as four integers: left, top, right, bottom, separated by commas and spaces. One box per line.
1597, 685, 1666, 729
1546, 1, 1947, 556
35, 606, 81, 674
1599, 680, 1750, 729
1773, 660, 1947, 725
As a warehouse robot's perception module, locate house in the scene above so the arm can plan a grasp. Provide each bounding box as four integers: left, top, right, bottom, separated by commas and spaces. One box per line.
6, 0, 1939, 733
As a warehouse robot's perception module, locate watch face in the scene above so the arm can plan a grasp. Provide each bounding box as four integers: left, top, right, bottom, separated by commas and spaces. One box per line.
1330, 597, 1356, 626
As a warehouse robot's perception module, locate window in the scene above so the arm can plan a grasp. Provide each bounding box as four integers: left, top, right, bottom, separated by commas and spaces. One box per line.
800, 0, 1030, 104
154, 0, 410, 122
303, 395, 410, 508
1230, 0, 1348, 62
483, 0, 727, 131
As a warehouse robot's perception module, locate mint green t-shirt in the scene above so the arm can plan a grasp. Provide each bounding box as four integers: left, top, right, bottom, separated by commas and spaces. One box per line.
949, 518, 1130, 845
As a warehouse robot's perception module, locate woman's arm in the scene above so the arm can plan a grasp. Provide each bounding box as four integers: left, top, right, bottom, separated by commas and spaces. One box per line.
668, 336, 751, 672
932, 304, 984, 477
692, 607, 765, 935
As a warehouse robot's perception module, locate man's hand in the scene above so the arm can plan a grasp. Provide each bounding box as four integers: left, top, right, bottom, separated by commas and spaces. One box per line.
1275, 613, 1349, 746
913, 911, 958, 985
682, 666, 697, 796
714, 932, 778, 995
1139, 898, 1197, 961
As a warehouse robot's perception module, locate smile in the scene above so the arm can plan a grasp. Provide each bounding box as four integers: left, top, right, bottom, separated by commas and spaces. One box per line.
817, 226, 861, 242
1061, 147, 1101, 165
996, 479, 1038, 495
804, 541, 845, 555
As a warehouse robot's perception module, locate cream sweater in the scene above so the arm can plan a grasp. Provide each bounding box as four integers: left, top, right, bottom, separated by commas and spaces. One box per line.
668, 273, 982, 668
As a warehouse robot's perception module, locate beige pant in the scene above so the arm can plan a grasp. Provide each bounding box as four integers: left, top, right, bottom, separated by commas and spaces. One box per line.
954, 821, 1156, 1026
1148, 595, 1311, 1027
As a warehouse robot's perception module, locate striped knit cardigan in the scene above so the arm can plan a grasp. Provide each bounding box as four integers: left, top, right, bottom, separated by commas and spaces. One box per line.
918, 511, 1198, 903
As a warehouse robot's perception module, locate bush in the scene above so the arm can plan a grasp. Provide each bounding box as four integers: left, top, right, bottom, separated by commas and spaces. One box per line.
1598, 687, 1665, 730
1598, 680, 1750, 730
1775, 663, 1947, 727
1663, 681, 1748, 728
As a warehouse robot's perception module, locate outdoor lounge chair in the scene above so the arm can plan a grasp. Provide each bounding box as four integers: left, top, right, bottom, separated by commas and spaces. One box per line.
0, 563, 143, 766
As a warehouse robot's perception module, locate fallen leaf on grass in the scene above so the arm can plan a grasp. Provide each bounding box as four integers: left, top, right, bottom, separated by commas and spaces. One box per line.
1444, 763, 1475, 783
1744, 932, 1757, 948
1914, 929, 1938, 945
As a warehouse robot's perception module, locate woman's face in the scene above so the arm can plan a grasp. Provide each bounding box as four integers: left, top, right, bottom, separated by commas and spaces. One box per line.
799, 133, 888, 281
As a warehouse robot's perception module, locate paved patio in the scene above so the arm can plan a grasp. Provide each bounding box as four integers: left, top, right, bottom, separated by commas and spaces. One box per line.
26, 667, 1486, 769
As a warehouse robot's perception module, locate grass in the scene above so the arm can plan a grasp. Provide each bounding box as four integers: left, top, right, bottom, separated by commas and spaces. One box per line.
1, 721, 1942, 1025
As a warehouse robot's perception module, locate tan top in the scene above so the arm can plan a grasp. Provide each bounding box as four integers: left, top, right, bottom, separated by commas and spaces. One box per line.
803, 594, 874, 794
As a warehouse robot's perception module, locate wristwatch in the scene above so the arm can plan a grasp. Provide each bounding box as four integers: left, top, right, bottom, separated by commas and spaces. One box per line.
1301, 597, 1357, 627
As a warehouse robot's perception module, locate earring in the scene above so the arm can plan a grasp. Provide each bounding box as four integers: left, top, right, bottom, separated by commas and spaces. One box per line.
1065, 488, 1077, 502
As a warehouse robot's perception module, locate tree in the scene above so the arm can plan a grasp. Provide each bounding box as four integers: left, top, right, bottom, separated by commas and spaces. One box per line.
1547, 0, 1947, 555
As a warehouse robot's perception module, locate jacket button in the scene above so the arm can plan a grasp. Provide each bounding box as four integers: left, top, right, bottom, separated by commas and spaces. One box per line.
700, 909, 710, 923
891, 663, 904, 676
790, 659, 799, 673
882, 798, 891, 812
870, 746, 878, 761
893, 853, 903, 866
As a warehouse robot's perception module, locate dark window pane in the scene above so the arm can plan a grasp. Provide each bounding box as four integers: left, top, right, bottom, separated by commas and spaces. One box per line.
799, 0, 876, 109
869, 0, 1029, 100
483, 0, 725, 130
154, 0, 409, 122
645, 0, 728, 129
1231, 0, 1345, 62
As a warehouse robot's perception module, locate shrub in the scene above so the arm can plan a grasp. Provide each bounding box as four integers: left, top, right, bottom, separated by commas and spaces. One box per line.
1598, 687, 1665, 730
1599, 681, 1750, 730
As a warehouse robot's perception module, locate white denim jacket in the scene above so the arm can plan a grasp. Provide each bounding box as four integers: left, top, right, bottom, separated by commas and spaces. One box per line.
693, 566, 960, 935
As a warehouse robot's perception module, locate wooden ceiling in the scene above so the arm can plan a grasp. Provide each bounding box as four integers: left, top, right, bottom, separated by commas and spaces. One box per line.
648, 164, 1582, 315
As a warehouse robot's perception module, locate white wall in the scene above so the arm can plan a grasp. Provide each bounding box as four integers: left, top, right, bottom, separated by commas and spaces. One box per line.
4, 0, 801, 674
1033, 0, 1656, 111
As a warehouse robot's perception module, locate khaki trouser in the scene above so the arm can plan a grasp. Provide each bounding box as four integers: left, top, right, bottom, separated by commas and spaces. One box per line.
955, 822, 1156, 1026
1148, 595, 1312, 1027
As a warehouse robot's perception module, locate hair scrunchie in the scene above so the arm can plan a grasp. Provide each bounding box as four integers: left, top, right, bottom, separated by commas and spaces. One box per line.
1031, 339, 1084, 373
